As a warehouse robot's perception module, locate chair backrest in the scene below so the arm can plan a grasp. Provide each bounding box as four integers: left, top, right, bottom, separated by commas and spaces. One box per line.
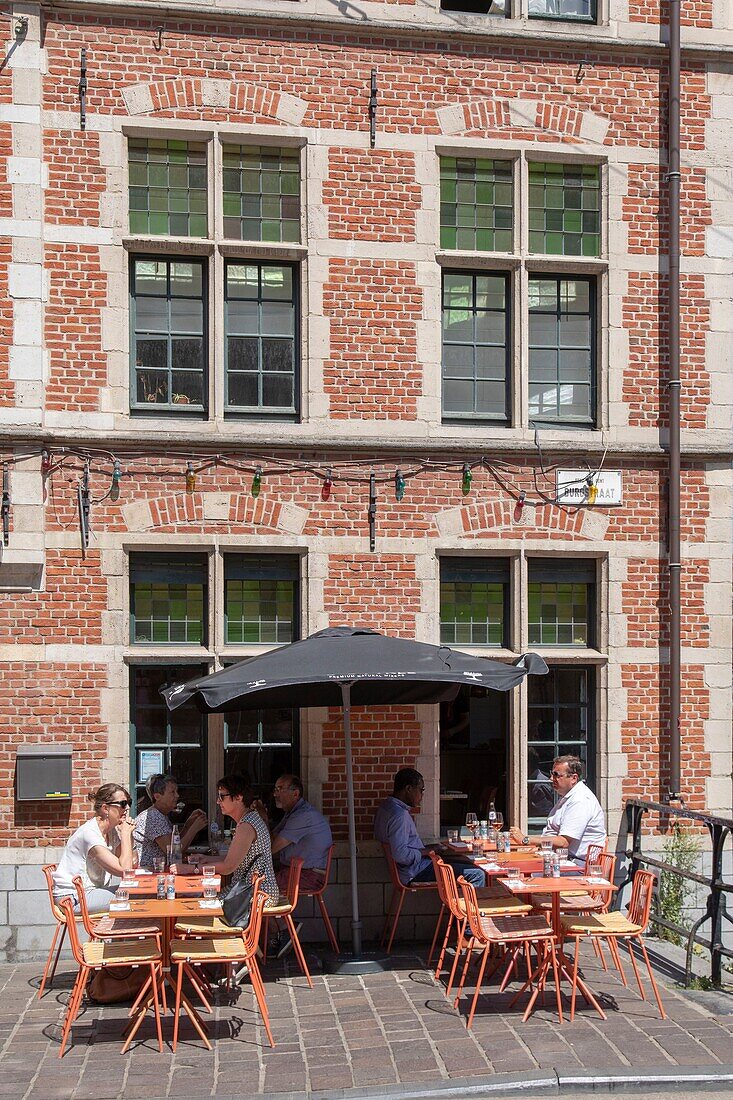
381, 843, 405, 892
321, 845, 335, 888
283, 857, 304, 909
456, 877, 489, 944
42, 864, 64, 923
434, 857, 464, 921
428, 851, 446, 902
72, 875, 97, 938
58, 897, 86, 966
628, 869, 656, 930
584, 841, 607, 873
589, 852, 617, 907
242, 874, 264, 951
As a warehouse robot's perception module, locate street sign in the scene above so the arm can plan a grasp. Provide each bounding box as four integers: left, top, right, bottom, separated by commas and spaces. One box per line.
556, 469, 623, 506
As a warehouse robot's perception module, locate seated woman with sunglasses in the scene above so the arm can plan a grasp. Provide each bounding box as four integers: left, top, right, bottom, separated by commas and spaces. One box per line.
174, 774, 278, 903
52, 783, 136, 913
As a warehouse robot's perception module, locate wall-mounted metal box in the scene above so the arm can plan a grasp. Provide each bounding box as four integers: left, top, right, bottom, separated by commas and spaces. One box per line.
16, 744, 72, 801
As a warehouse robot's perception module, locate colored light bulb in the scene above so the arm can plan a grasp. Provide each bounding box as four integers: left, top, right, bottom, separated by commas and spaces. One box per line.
185, 462, 196, 493
461, 464, 472, 496
394, 469, 405, 502
252, 466, 262, 498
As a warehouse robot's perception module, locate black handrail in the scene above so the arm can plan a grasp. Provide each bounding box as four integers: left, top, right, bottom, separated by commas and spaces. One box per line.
620, 798, 732, 987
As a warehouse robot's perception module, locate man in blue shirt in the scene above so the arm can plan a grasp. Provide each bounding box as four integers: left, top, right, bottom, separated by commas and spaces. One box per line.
374, 767, 484, 888
271, 774, 333, 894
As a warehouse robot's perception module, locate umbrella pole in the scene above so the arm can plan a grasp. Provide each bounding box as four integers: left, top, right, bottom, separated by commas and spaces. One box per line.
341, 682, 362, 957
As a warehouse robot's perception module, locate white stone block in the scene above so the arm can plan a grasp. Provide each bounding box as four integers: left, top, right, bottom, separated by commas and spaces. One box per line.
275, 91, 307, 126
706, 225, 733, 258
8, 890, 50, 924
98, 193, 124, 230
705, 119, 733, 156
7, 156, 44, 187
278, 503, 309, 535
97, 130, 125, 168
121, 499, 153, 532
8, 262, 44, 299
200, 78, 231, 108
579, 509, 609, 542
8, 345, 44, 381
579, 110, 610, 145
508, 99, 538, 128
0, 103, 39, 124
122, 83, 154, 115
712, 95, 733, 119
13, 236, 42, 264
12, 124, 41, 159
101, 307, 126, 353
11, 66, 42, 104
708, 68, 733, 95
13, 300, 42, 345
436, 104, 466, 135
202, 492, 232, 521
16, 925, 58, 956
12, 182, 41, 221
0, 216, 39, 238
436, 507, 464, 537
44, 224, 113, 245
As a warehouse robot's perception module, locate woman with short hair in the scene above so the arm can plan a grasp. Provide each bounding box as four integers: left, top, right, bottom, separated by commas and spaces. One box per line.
52, 783, 136, 913
132, 773, 208, 870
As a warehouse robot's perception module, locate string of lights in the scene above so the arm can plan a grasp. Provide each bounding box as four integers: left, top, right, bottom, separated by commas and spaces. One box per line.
0, 443, 607, 553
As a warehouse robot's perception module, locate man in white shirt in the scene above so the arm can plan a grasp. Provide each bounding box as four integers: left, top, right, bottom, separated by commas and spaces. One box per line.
511, 754, 606, 866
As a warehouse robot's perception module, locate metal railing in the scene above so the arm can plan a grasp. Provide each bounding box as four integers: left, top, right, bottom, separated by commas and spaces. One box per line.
620, 798, 733, 987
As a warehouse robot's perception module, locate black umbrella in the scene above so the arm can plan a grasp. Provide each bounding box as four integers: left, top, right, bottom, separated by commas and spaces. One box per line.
163, 627, 548, 960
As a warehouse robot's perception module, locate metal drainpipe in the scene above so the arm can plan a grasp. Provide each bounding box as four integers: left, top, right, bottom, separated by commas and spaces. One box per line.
667, 0, 682, 800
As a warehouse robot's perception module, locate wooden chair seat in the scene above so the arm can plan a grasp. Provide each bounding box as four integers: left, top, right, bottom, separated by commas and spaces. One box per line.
480, 913, 555, 943
174, 915, 232, 937
170, 935, 246, 962
531, 892, 604, 913
82, 939, 162, 967
262, 901, 293, 916
93, 916, 163, 937
458, 894, 532, 916
560, 911, 644, 937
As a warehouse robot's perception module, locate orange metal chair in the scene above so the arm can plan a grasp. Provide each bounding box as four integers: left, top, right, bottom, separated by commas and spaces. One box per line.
431, 855, 532, 994
299, 844, 339, 953
261, 857, 313, 987
72, 875, 163, 948
531, 849, 617, 918
39, 864, 99, 999
170, 885, 274, 1051
560, 868, 666, 1021
455, 876, 563, 1028
57, 897, 164, 1057
380, 843, 439, 953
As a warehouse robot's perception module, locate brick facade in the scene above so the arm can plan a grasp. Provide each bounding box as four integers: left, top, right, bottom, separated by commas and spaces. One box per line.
0, 0, 730, 956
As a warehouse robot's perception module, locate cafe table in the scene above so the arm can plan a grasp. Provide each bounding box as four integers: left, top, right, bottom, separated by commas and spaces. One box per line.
501, 872, 614, 1019
109, 876, 224, 1039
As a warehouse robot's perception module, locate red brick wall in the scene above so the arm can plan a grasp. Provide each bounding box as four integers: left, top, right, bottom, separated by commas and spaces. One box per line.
323, 150, 421, 242
45, 244, 107, 412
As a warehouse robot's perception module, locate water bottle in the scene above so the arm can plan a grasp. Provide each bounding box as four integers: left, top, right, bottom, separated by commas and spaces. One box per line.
488, 801, 497, 831
156, 874, 166, 900
479, 820, 488, 841
543, 852, 553, 877
551, 854, 561, 878
166, 874, 176, 900
170, 824, 182, 866
210, 821, 220, 854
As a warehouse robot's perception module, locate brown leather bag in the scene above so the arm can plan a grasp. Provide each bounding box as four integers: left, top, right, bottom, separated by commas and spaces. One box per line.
87, 966, 149, 1004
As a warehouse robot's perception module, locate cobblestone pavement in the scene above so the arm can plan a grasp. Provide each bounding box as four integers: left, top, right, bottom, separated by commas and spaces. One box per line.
0, 942, 731, 1099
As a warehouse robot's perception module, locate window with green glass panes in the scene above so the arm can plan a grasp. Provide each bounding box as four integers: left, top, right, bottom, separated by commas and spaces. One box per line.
527, 559, 595, 646
440, 158, 513, 252
528, 163, 600, 256
439, 558, 509, 647
128, 138, 208, 237
222, 145, 300, 243
130, 553, 207, 645
224, 554, 299, 644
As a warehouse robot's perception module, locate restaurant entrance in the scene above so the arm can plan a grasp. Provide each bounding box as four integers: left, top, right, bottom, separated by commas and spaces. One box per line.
439, 687, 509, 832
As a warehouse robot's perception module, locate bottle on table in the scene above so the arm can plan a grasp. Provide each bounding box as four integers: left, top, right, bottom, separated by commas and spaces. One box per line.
209, 821, 220, 854
169, 823, 183, 866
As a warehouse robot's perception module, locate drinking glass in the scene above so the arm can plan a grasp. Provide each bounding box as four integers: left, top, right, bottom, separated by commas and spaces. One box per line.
588, 861, 604, 883
120, 870, 136, 887
112, 887, 129, 910
557, 846, 569, 864
471, 837, 483, 856
187, 854, 201, 872
447, 828, 459, 843
491, 811, 504, 834
153, 855, 165, 874
203, 882, 218, 901
202, 865, 215, 878
540, 837, 553, 854
465, 813, 478, 837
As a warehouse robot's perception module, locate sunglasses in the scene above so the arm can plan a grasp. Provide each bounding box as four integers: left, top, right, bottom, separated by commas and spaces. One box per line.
550, 770, 570, 779
216, 792, 231, 802
273, 785, 294, 793
106, 799, 131, 809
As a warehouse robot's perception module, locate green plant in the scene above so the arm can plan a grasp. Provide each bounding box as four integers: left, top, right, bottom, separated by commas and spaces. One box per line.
657, 823, 701, 946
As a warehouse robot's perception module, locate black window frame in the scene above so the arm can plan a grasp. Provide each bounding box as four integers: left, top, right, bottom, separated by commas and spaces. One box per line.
439, 557, 511, 648
441, 269, 511, 425
224, 259, 299, 421
129, 662, 209, 814
528, 273, 596, 430
129, 254, 208, 417
526, 664, 597, 829
223, 705, 301, 801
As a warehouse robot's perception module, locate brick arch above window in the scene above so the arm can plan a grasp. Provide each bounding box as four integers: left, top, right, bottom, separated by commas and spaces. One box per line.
120, 492, 309, 535
121, 78, 307, 125
436, 98, 610, 145
436, 498, 609, 540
